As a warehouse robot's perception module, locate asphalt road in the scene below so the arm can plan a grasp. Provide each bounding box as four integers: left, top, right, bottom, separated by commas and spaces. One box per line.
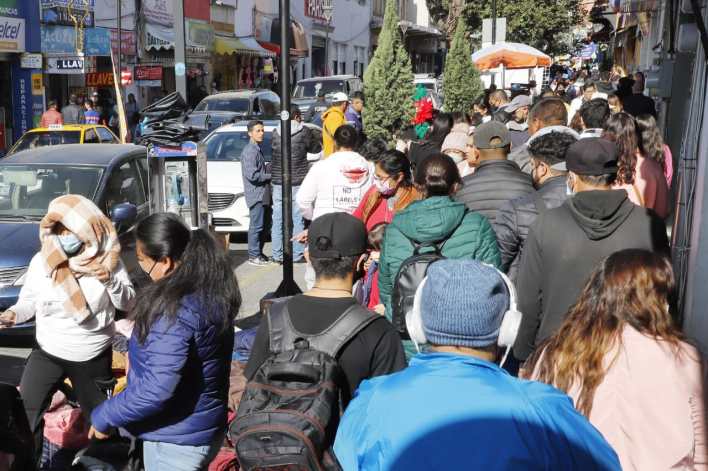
0, 234, 307, 386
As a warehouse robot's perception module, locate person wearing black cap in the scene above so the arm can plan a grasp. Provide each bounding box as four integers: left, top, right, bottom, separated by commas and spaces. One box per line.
244, 212, 406, 403
454, 121, 534, 229
513, 138, 669, 363
495, 131, 578, 281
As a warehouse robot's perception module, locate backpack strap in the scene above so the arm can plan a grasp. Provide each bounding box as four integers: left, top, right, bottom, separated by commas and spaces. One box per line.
267, 299, 379, 358
307, 304, 379, 358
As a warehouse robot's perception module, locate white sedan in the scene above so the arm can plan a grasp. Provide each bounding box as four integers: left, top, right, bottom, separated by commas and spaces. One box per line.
204, 121, 321, 233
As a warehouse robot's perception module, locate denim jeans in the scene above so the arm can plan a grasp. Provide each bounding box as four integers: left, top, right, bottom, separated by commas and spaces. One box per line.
142, 432, 224, 471
247, 201, 265, 259
271, 184, 305, 261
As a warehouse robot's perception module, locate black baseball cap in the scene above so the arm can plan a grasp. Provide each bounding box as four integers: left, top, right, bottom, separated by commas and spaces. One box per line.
558, 138, 619, 175
308, 213, 367, 258
473, 121, 511, 149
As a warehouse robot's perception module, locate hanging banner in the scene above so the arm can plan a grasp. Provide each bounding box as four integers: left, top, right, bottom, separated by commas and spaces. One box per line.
40, 0, 95, 27
41, 25, 111, 55
110, 28, 136, 56
142, 0, 173, 27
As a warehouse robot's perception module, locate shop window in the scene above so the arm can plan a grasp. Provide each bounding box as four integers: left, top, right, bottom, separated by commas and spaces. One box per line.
340, 62, 346, 74
332, 61, 338, 75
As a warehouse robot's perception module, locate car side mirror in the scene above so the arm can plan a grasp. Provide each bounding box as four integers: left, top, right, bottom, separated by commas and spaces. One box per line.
110, 203, 138, 231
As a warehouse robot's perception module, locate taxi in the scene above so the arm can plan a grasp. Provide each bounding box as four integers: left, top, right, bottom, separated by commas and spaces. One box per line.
5, 124, 120, 157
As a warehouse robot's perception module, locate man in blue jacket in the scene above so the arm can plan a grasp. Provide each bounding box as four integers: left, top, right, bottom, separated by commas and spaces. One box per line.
241, 120, 271, 266
334, 259, 620, 471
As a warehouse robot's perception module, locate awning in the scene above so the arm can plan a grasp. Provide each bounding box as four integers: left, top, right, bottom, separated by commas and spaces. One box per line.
472, 42, 552, 70
214, 35, 275, 57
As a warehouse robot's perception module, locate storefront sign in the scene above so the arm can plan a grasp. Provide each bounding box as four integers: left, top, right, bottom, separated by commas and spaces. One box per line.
0, 0, 18, 18
145, 22, 173, 50
0, 16, 24, 52
11, 64, 43, 142
143, 0, 173, 27
135, 65, 162, 81
186, 20, 213, 53
305, 0, 328, 20
110, 28, 136, 56
31, 73, 43, 94
86, 71, 114, 87
41, 25, 111, 55
40, 0, 95, 27
20, 53, 42, 69
46, 56, 86, 74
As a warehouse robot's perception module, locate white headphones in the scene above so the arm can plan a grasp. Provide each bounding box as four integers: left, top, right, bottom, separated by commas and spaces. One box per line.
405, 265, 523, 367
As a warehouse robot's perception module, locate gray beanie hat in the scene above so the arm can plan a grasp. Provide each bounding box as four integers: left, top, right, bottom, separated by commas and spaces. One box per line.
421, 259, 509, 348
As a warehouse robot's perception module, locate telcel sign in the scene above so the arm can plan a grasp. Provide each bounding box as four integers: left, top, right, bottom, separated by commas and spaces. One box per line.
0, 16, 24, 52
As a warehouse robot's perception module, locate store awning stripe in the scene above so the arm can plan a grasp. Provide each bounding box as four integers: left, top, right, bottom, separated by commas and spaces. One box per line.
214, 36, 275, 57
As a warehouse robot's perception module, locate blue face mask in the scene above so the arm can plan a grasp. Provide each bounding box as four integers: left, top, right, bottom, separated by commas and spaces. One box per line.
58, 233, 83, 256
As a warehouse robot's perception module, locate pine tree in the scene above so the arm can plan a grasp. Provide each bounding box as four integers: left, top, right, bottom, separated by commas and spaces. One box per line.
363, 0, 415, 141
443, 18, 483, 114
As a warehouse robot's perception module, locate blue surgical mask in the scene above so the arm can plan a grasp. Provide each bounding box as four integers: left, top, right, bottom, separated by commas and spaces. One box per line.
58, 233, 83, 256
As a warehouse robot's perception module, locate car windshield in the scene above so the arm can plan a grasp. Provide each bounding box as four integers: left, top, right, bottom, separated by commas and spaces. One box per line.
293, 80, 345, 98
12, 131, 82, 154
0, 164, 102, 219
194, 97, 250, 113
204, 130, 273, 162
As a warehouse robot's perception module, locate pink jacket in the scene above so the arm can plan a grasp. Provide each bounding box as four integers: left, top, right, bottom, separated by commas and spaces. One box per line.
615, 154, 670, 219
569, 327, 707, 471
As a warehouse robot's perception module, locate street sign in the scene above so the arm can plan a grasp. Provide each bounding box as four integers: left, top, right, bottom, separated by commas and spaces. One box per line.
46, 56, 85, 74
482, 18, 507, 46
20, 53, 42, 69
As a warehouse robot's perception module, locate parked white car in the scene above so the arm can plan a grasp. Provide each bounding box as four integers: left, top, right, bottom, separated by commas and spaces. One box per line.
204, 121, 321, 233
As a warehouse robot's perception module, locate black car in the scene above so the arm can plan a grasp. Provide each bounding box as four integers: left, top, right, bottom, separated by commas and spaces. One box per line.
185, 89, 281, 133
0, 144, 150, 346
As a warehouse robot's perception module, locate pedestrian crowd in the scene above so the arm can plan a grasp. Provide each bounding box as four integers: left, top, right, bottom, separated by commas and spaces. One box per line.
2, 66, 705, 471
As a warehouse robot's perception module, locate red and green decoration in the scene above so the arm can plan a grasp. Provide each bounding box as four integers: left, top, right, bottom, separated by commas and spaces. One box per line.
413, 85, 433, 139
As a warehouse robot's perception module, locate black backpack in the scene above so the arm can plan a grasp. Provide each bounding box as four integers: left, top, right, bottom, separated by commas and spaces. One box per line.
231, 299, 379, 471
391, 214, 467, 339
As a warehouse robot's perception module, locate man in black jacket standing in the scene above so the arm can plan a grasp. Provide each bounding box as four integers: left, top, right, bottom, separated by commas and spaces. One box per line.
495, 131, 578, 281
454, 121, 534, 229
513, 138, 669, 362
271, 106, 322, 263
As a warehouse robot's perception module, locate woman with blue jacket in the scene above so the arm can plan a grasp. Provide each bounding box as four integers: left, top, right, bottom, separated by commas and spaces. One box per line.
90, 213, 241, 470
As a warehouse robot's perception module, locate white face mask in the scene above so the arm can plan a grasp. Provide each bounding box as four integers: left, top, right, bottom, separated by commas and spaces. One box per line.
374, 177, 397, 196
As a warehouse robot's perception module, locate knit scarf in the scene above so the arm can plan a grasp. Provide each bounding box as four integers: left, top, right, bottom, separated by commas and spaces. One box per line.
361, 185, 420, 223
39, 194, 121, 324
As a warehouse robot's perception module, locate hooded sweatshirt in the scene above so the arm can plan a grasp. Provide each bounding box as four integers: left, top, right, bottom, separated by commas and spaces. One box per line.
296, 150, 373, 220
513, 190, 669, 360
322, 106, 346, 158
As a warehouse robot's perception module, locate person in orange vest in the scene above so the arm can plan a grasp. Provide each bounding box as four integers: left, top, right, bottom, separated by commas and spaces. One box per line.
321, 92, 348, 158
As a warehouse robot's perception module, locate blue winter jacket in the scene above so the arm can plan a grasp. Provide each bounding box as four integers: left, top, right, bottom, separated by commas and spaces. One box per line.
91, 295, 234, 446
334, 353, 620, 471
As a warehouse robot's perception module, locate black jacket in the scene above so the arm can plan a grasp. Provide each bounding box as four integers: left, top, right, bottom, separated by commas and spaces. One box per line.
454, 159, 534, 228
622, 93, 657, 118
495, 176, 568, 281
271, 122, 322, 186
513, 190, 669, 361
408, 140, 441, 170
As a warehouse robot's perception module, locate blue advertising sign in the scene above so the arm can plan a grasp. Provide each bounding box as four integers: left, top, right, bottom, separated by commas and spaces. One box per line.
41, 25, 110, 55
149, 142, 198, 158
11, 64, 32, 141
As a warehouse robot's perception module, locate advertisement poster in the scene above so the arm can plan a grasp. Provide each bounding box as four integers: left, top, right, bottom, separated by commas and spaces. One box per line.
0, 0, 18, 17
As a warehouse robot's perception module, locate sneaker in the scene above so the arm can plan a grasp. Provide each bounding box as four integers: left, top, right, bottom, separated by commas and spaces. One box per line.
248, 257, 271, 267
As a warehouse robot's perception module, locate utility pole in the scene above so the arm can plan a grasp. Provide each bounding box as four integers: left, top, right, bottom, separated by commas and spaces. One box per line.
275, 0, 300, 295
491, 0, 497, 45
116, 0, 121, 92
174, 0, 188, 101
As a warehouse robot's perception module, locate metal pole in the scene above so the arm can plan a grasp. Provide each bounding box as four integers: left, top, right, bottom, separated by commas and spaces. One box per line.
117, 0, 121, 93
324, 20, 330, 76
276, 0, 300, 296
174, 0, 188, 101
491, 0, 497, 85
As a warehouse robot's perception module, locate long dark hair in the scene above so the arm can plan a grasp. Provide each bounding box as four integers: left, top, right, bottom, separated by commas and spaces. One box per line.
415, 153, 462, 197
525, 249, 685, 416
133, 213, 241, 343
426, 112, 453, 147
377, 150, 412, 187
602, 112, 638, 185
635, 114, 666, 171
